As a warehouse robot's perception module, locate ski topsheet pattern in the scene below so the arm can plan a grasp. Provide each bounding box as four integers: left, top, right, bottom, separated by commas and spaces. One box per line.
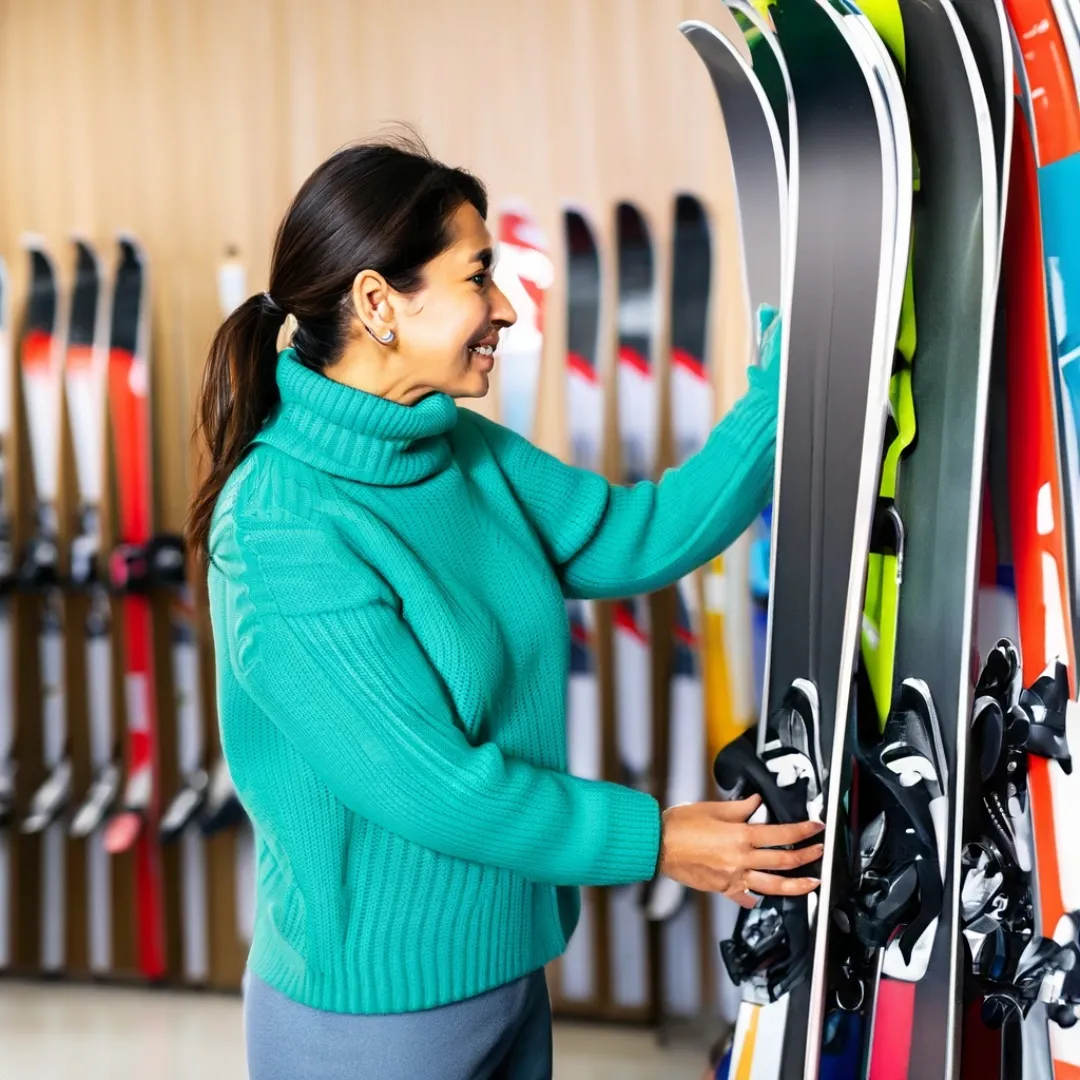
559, 208, 606, 1007
610, 201, 659, 1013
18, 238, 69, 974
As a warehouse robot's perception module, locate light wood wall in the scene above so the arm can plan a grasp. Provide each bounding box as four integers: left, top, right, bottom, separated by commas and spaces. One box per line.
0, 0, 753, 511
0, 0, 755, 1007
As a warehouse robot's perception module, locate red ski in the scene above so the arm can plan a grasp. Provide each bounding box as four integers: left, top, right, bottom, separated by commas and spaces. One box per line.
102, 235, 166, 980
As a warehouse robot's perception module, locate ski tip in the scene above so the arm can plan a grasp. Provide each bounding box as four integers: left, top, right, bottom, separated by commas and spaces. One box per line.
115, 232, 145, 261
19, 231, 49, 254
677, 18, 714, 35
70, 233, 97, 258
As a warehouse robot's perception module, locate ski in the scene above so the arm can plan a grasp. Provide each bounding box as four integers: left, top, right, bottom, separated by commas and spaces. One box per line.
959, 40, 1080, 1077
493, 203, 551, 443
651, 193, 714, 1024
0, 256, 14, 971
826, 5, 996, 1079
681, 12, 798, 1068
709, 0, 903, 1074
102, 235, 166, 980
17, 238, 70, 974
64, 238, 118, 977
202, 246, 256, 986
609, 200, 660, 1015
154, 284, 212, 988
998, 9, 1080, 1071
558, 208, 606, 1008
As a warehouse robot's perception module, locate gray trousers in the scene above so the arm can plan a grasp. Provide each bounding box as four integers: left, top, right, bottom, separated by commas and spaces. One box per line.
244, 969, 553, 1080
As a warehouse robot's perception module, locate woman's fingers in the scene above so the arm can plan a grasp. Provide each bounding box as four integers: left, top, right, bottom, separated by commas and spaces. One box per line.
747, 819, 825, 848
710, 794, 763, 823
744, 870, 821, 897
725, 887, 763, 910
749, 842, 824, 871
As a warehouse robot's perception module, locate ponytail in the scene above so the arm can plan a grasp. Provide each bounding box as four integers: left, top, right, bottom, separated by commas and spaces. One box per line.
185, 294, 285, 560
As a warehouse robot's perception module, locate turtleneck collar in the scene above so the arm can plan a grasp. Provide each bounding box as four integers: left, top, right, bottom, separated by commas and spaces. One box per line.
251, 349, 459, 485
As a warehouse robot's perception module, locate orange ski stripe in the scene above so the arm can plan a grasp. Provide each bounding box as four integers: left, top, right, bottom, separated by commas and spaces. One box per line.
1005, 0, 1080, 163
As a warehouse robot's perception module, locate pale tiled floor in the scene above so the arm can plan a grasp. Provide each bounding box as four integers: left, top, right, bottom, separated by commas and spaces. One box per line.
0, 980, 710, 1080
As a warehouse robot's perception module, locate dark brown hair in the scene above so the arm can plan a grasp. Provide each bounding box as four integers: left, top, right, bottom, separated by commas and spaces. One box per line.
185, 134, 487, 559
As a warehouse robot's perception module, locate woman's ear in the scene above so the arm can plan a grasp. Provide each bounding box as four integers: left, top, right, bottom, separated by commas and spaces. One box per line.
350, 269, 396, 339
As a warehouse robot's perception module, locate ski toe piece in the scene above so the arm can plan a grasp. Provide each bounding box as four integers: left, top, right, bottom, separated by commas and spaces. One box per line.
159, 769, 210, 844
69, 762, 121, 838
20, 759, 72, 835
200, 758, 247, 836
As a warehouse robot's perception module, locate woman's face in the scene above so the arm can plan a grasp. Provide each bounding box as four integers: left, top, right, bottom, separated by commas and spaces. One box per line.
392, 202, 517, 400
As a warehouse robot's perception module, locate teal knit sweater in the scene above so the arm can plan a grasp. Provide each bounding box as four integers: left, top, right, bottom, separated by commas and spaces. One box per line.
208, 346, 778, 1015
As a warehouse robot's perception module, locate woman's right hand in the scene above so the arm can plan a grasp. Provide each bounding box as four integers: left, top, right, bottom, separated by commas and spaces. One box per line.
657, 795, 824, 910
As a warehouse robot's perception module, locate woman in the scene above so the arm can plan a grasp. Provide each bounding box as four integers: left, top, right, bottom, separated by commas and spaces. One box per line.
189, 137, 823, 1080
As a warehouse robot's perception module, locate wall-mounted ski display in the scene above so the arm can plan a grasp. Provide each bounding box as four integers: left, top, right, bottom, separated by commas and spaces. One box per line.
63, 239, 116, 977
17, 238, 69, 975
610, 201, 660, 1013
559, 208, 606, 1008
102, 236, 166, 980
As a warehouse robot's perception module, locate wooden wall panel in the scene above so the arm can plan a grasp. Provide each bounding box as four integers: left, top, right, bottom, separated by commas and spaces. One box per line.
0, 0, 752, 470
0, 0, 758, 1000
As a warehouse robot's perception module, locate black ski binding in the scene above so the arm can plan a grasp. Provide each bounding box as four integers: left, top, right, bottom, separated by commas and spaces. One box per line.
69, 505, 103, 588
960, 639, 1076, 1025
0, 759, 15, 829
714, 678, 823, 1003
21, 757, 73, 835
200, 757, 247, 836
69, 759, 122, 839
834, 678, 946, 981
160, 768, 210, 844
16, 511, 62, 594
109, 533, 187, 594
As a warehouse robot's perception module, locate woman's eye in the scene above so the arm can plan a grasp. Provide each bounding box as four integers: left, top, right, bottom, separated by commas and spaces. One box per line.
470, 271, 489, 288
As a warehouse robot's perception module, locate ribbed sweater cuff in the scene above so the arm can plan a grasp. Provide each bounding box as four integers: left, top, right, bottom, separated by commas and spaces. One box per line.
593, 787, 663, 885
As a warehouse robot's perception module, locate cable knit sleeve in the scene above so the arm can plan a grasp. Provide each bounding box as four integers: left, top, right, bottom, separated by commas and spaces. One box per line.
211, 510, 662, 887
469, 357, 778, 600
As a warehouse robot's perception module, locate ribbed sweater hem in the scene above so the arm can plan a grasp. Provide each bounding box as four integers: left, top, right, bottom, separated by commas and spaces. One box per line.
246, 899, 570, 1016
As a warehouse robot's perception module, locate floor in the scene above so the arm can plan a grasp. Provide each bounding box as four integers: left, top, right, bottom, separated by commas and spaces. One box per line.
0, 979, 711, 1080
